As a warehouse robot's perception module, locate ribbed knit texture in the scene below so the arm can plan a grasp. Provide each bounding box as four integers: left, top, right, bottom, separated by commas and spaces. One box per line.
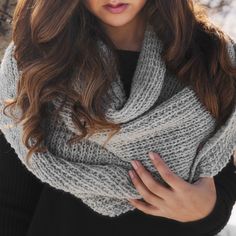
1, 23, 236, 217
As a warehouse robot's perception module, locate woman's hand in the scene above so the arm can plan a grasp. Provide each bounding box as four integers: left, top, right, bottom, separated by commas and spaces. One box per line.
127, 152, 217, 223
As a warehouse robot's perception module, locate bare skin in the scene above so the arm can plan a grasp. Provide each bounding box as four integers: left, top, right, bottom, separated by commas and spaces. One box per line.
128, 152, 216, 222
83, 0, 217, 222
83, 0, 148, 51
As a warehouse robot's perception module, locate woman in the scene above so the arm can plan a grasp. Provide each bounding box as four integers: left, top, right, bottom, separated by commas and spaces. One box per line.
0, 0, 236, 235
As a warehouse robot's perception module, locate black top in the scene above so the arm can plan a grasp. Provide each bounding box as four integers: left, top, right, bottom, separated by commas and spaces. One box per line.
0, 49, 236, 236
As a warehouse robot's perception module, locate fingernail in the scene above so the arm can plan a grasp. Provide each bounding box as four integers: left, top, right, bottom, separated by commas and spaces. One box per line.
149, 152, 156, 160
131, 160, 139, 170
129, 170, 135, 179
150, 152, 160, 160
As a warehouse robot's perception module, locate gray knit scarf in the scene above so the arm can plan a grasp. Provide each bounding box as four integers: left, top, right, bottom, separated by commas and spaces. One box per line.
1, 24, 236, 217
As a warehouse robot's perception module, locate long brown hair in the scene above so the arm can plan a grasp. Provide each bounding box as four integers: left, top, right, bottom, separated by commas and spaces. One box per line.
3, 0, 236, 162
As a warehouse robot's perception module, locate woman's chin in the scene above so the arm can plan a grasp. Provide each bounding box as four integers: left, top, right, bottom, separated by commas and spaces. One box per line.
99, 17, 133, 28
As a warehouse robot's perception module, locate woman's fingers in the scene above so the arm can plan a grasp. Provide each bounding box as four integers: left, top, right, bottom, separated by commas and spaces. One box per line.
128, 152, 218, 221
128, 169, 164, 207
148, 152, 190, 191
128, 198, 162, 216
130, 159, 172, 199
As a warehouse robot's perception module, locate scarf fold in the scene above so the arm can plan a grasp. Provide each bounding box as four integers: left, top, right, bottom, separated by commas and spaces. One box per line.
1, 23, 236, 217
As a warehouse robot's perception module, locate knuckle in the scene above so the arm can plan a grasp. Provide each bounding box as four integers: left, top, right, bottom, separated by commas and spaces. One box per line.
143, 193, 154, 203
141, 207, 149, 214
138, 169, 145, 177
147, 181, 159, 192
132, 177, 139, 185
154, 158, 161, 166
132, 179, 137, 186
142, 192, 151, 200
145, 209, 154, 215
140, 170, 152, 181
164, 171, 173, 180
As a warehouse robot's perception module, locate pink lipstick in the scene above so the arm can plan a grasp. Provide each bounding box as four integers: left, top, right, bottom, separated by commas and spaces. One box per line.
103, 3, 129, 14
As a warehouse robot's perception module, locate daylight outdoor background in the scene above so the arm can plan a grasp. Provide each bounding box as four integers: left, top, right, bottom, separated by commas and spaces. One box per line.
0, 0, 235, 235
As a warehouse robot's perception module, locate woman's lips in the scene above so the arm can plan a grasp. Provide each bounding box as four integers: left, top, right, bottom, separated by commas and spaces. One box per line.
103, 3, 129, 14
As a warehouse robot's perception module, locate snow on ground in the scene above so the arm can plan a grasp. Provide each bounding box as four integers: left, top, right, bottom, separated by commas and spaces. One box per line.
208, 0, 236, 40
228, 204, 236, 226
217, 205, 236, 236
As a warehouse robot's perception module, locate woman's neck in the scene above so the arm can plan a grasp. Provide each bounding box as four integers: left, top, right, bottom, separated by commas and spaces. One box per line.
100, 11, 147, 51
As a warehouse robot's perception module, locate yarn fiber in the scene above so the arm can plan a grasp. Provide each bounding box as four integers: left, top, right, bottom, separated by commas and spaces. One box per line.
1, 24, 236, 217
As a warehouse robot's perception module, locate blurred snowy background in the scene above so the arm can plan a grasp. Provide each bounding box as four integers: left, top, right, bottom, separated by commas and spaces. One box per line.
201, 0, 236, 40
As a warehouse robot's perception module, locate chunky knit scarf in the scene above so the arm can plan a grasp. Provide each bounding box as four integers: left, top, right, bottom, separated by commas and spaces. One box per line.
1, 24, 236, 217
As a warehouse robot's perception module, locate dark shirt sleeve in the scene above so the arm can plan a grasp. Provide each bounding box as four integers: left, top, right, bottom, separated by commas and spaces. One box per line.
0, 132, 44, 236
182, 155, 236, 236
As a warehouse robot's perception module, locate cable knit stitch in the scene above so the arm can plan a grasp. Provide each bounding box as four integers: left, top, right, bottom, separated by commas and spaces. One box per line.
1, 23, 236, 217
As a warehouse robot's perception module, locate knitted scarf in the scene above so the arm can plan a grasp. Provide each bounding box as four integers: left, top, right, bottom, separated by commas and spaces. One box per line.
1, 24, 236, 217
